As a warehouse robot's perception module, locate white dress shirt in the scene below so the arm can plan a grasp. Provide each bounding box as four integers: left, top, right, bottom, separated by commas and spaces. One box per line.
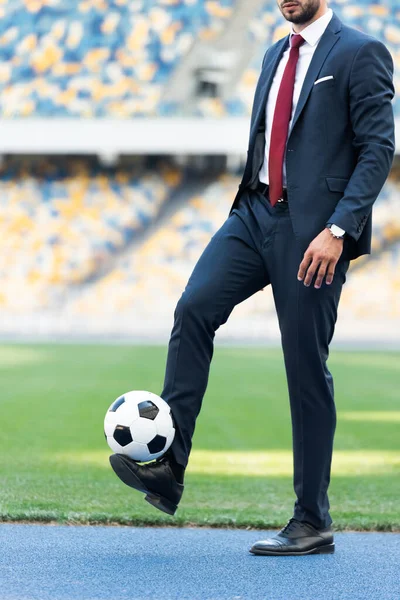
258, 8, 333, 187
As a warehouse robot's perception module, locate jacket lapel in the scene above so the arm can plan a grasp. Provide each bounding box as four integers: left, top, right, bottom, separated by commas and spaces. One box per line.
250, 35, 290, 141
288, 14, 342, 137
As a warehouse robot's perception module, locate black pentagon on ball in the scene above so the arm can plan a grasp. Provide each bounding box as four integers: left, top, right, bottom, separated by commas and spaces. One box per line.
109, 395, 125, 412
113, 425, 133, 447
147, 434, 167, 454
138, 400, 159, 420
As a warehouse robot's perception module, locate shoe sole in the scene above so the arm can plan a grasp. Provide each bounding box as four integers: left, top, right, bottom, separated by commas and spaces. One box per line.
249, 543, 335, 556
109, 454, 178, 516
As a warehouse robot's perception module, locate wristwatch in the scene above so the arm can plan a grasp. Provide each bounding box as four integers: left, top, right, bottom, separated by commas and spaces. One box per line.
327, 223, 345, 239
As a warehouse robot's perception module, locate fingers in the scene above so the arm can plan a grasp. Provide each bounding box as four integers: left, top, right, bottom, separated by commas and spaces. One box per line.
303, 257, 320, 287
299, 254, 337, 288
298, 230, 342, 288
325, 264, 336, 286
314, 261, 329, 289
297, 252, 312, 282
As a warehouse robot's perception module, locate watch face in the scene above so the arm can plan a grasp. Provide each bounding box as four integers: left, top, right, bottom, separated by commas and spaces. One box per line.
330, 224, 345, 237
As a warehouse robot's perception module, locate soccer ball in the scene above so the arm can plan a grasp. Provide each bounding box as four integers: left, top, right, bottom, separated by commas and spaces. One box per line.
104, 391, 175, 462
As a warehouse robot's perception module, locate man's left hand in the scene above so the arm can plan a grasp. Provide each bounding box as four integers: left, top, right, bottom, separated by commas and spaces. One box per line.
297, 228, 344, 289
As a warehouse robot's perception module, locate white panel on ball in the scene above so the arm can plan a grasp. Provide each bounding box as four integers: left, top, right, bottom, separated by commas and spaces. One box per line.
125, 390, 154, 405
130, 418, 157, 444
155, 410, 175, 438
104, 408, 121, 429
110, 399, 139, 425
124, 441, 151, 462
104, 420, 116, 437
106, 435, 124, 454
165, 430, 175, 449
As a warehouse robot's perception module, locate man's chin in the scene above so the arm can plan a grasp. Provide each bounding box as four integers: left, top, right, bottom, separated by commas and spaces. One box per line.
281, 5, 319, 24
284, 15, 306, 24
282, 10, 305, 24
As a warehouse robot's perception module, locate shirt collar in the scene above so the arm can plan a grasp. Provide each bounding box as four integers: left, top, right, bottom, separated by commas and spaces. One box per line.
290, 8, 333, 47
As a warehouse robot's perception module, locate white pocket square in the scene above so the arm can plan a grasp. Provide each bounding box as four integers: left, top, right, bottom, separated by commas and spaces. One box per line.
314, 75, 334, 85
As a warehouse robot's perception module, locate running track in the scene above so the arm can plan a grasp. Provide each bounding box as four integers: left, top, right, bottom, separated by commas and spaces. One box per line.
1, 525, 399, 600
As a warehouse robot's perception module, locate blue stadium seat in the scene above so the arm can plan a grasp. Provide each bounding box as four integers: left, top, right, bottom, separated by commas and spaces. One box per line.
0, 0, 234, 117
0, 157, 181, 309
2, 1, 396, 118
200, 0, 400, 117
67, 173, 400, 323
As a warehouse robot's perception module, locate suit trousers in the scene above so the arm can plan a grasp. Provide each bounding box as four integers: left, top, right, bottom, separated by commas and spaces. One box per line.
161, 187, 350, 529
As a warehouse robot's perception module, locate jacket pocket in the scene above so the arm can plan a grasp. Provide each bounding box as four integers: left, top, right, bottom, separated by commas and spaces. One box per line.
325, 177, 349, 193
312, 79, 336, 93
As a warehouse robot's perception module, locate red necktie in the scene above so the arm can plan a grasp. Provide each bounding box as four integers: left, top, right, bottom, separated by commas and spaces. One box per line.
268, 34, 305, 206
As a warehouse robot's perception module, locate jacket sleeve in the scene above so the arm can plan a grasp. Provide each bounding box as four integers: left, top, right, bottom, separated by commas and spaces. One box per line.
326, 39, 395, 240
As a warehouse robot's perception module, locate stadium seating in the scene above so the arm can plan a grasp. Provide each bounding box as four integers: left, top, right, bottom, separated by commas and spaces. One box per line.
69, 173, 241, 317
0, 162, 399, 337
0, 0, 235, 118
0, 158, 181, 310
196, 0, 400, 117
67, 172, 400, 331
339, 175, 400, 323
0, 1, 397, 118
368, 177, 400, 254
340, 240, 400, 323
68, 172, 273, 340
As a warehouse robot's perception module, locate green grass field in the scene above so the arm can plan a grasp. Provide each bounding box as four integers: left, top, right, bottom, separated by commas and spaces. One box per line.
1, 343, 399, 530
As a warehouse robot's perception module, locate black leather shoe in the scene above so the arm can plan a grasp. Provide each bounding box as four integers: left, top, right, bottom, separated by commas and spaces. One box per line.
109, 454, 184, 515
249, 518, 334, 556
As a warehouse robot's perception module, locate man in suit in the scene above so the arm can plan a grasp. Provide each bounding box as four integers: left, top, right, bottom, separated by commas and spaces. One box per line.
110, 0, 395, 555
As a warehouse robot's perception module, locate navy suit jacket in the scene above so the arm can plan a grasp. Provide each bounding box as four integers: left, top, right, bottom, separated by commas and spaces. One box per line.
230, 11, 395, 260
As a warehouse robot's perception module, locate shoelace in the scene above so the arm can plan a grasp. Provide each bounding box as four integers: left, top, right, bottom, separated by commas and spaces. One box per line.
280, 518, 303, 535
